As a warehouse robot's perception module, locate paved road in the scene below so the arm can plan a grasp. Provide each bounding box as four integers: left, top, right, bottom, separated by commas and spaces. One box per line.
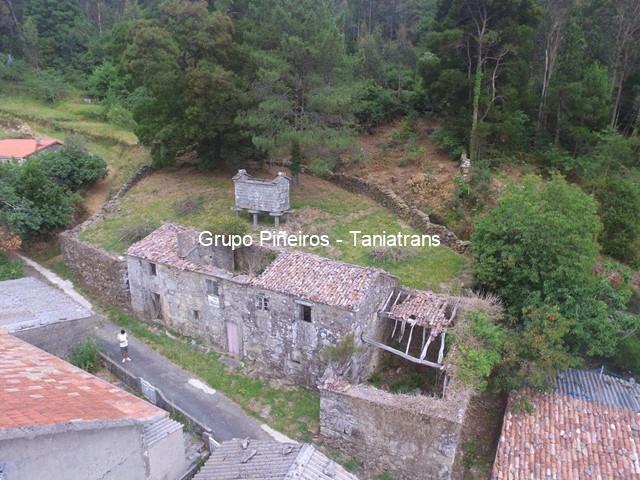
94, 321, 270, 442
18, 254, 272, 443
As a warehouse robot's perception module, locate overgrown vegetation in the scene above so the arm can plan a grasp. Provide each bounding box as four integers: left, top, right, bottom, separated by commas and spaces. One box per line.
70, 338, 102, 373
0, 252, 23, 280
0, 135, 106, 238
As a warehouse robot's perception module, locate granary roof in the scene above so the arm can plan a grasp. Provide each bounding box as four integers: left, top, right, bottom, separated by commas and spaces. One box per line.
127, 223, 221, 276
385, 288, 454, 335
193, 439, 358, 480
0, 330, 165, 433
251, 251, 385, 311
492, 369, 640, 479
232, 168, 290, 183
0, 137, 62, 159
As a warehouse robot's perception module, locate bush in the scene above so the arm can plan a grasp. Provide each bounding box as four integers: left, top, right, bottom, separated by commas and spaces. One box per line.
614, 334, 640, 376
37, 139, 107, 190
0, 252, 23, 280
368, 246, 418, 263
209, 215, 249, 236
472, 174, 601, 319
24, 69, 70, 103
106, 103, 136, 130
70, 339, 102, 373
594, 176, 640, 266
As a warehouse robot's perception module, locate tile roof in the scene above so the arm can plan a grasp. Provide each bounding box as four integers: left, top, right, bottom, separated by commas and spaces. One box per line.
0, 138, 61, 159
193, 439, 358, 480
251, 251, 384, 310
0, 331, 165, 432
385, 288, 453, 334
0, 277, 93, 331
492, 369, 640, 479
126, 223, 218, 275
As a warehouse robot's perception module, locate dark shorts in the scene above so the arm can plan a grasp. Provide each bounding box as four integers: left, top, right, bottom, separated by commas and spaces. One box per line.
120, 345, 128, 354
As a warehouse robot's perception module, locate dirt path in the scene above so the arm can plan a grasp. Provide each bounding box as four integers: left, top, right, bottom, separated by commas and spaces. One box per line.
83, 169, 116, 216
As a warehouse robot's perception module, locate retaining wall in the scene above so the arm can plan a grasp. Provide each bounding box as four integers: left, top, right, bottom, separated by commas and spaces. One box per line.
328, 173, 469, 253
59, 165, 153, 309
320, 382, 470, 480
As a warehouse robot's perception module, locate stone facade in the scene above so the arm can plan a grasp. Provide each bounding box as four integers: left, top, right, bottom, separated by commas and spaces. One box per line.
59, 234, 130, 308
233, 169, 290, 214
127, 249, 396, 387
320, 382, 470, 480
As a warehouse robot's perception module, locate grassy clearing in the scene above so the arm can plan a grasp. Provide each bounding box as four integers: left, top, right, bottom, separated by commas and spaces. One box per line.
80, 169, 466, 290
0, 89, 136, 145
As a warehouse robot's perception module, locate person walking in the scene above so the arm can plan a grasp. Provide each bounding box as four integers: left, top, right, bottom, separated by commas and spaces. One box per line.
117, 329, 131, 363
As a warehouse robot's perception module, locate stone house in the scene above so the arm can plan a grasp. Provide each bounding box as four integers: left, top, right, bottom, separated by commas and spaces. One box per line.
126, 224, 396, 386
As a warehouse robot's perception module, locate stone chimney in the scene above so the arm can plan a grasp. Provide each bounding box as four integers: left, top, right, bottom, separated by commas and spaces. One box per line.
176, 230, 196, 259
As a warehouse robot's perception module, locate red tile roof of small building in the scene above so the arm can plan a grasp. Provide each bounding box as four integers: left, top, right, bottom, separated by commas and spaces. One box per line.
0, 138, 62, 159
127, 223, 217, 275
0, 330, 165, 431
251, 251, 384, 311
492, 370, 640, 479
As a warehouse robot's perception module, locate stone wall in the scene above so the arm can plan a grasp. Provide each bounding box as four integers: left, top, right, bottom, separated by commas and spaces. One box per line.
59, 165, 153, 309
13, 315, 99, 360
320, 382, 471, 480
328, 173, 469, 254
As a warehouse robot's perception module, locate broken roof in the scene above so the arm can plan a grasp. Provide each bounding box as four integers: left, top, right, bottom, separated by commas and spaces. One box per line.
0, 137, 62, 159
252, 251, 386, 311
385, 288, 454, 335
0, 277, 93, 332
0, 330, 165, 433
492, 369, 640, 479
127, 224, 223, 276
193, 439, 358, 480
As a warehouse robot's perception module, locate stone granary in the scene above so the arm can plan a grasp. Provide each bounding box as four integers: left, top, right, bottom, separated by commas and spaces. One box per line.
0, 329, 186, 480
233, 169, 291, 226
193, 439, 358, 480
126, 223, 458, 388
492, 368, 640, 479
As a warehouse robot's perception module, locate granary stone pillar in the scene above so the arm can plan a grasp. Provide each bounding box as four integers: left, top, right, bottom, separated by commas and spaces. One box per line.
249, 210, 259, 226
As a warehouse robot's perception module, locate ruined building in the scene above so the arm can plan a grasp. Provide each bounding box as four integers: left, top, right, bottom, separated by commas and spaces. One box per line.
126, 222, 471, 479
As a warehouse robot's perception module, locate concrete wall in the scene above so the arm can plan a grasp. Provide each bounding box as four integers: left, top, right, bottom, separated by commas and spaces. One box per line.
146, 427, 186, 480
0, 423, 146, 480
320, 383, 469, 480
13, 315, 99, 360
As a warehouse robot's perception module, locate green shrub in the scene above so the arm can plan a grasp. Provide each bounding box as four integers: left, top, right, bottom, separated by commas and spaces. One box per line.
594, 176, 640, 266
614, 334, 640, 376
322, 334, 360, 362
37, 140, 107, 190
24, 69, 70, 103
209, 215, 249, 236
70, 339, 101, 373
0, 252, 23, 280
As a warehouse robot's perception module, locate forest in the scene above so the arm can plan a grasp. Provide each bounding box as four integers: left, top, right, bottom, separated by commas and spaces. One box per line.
1, 0, 639, 393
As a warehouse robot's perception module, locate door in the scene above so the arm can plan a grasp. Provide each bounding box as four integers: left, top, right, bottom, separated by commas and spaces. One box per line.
225, 320, 241, 356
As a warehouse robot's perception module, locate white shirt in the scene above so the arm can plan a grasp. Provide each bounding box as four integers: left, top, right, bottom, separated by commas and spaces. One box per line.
117, 332, 128, 348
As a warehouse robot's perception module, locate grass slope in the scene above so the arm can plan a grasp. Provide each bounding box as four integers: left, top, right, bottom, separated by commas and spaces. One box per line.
81, 168, 466, 291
